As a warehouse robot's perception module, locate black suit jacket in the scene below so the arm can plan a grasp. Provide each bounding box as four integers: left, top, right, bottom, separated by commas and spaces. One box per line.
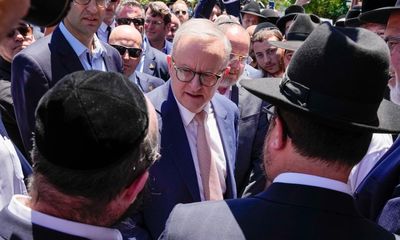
11, 26, 122, 153
161, 183, 395, 240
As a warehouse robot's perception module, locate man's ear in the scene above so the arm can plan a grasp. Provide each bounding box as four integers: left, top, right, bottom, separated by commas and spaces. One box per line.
166, 54, 173, 72
121, 171, 149, 204
269, 116, 287, 150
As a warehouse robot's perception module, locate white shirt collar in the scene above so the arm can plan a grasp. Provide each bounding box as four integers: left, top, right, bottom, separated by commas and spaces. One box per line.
99, 20, 116, 32
59, 21, 106, 59
174, 94, 210, 127
273, 172, 352, 195
8, 195, 123, 240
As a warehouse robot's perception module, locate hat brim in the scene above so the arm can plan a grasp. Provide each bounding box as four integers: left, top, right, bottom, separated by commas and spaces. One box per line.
277, 13, 298, 32
241, 78, 400, 133
241, 10, 265, 18
359, 7, 400, 24
269, 40, 303, 51
344, 17, 361, 27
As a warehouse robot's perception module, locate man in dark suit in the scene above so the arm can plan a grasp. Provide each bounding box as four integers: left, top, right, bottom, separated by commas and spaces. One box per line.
215, 18, 267, 197
115, 0, 170, 81
354, 0, 400, 234
0, 70, 159, 239
135, 19, 238, 239
109, 24, 164, 93
11, 0, 123, 154
159, 23, 400, 240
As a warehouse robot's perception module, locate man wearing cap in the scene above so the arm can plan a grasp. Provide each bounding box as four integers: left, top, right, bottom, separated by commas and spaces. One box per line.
109, 25, 164, 93
215, 18, 267, 197
353, 0, 400, 234
140, 19, 238, 239
276, 4, 320, 35
11, 0, 123, 156
241, 1, 264, 29
159, 23, 400, 240
0, 70, 159, 239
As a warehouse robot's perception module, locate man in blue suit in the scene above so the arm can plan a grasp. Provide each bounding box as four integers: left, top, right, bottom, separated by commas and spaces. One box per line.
11, 0, 123, 154
159, 23, 400, 240
137, 19, 238, 239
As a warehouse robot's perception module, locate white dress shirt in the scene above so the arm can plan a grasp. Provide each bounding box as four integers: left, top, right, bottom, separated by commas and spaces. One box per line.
274, 172, 352, 195
59, 22, 107, 71
0, 136, 27, 210
7, 195, 123, 240
175, 99, 227, 201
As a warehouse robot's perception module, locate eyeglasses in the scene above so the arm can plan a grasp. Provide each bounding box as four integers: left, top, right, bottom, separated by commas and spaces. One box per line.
230, 53, 250, 65
144, 18, 164, 26
262, 105, 291, 138
111, 44, 142, 58
385, 36, 400, 51
116, 18, 144, 26
174, 10, 187, 15
7, 24, 32, 38
171, 58, 223, 87
73, 0, 110, 8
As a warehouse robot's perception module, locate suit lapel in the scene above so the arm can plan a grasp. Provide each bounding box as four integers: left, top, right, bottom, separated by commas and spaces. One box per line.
160, 83, 201, 201
144, 47, 157, 76
211, 96, 237, 198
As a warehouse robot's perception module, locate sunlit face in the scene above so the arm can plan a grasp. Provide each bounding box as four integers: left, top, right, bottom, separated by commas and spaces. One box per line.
253, 36, 284, 77
220, 27, 250, 88
210, 5, 222, 22
242, 13, 260, 29
169, 36, 227, 113
0, 23, 34, 62
172, 3, 189, 23
144, 9, 170, 43
117, 6, 144, 34
64, 0, 106, 43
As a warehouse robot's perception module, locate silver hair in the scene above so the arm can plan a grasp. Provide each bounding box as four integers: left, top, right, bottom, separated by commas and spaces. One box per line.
172, 19, 232, 68
116, 0, 145, 18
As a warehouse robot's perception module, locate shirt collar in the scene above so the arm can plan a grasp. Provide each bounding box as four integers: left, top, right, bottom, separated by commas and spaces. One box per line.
8, 195, 123, 240
174, 94, 211, 127
273, 172, 352, 195
59, 21, 106, 59
99, 20, 116, 32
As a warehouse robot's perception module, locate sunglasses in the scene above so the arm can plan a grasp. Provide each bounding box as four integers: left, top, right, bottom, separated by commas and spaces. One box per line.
174, 10, 187, 15
116, 18, 144, 26
7, 24, 32, 38
111, 44, 142, 58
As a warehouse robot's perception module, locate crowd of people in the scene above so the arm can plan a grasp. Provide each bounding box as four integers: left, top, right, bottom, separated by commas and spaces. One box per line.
1, 0, 400, 239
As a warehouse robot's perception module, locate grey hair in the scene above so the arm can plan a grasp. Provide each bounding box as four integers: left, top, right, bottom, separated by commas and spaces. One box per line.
116, 0, 145, 18
172, 18, 232, 68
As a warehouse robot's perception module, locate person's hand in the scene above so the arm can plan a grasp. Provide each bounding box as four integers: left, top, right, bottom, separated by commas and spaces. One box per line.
0, 0, 30, 41
294, 0, 311, 6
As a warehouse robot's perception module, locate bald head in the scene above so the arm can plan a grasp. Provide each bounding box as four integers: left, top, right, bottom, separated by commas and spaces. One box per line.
109, 25, 143, 77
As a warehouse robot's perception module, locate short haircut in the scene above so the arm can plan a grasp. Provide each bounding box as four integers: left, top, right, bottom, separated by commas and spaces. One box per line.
30, 124, 159, 207
146, 1, 172, 25
116, 0, 144, 18
277, 108, 372, 167
214, 14, 240, 26
252, 28, 283, 43
172, 0, 188, 10
172, 18, 232, 68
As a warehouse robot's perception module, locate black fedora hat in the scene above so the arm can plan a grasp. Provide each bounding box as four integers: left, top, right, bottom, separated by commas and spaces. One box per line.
276, 5, 320, 35
344, 5, 362, 27
260, 9, 280, 24
253, 22, 279, 35
270, 13, 318, 51
241, 23, 400, 133
359, 0, 398, 24
241, 1, 264, 18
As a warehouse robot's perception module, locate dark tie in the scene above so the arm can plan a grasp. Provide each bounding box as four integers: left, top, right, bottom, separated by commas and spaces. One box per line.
195, 111, 223, 200
106, 25, 112, 42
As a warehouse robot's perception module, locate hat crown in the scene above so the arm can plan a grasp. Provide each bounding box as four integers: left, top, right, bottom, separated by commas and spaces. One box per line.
285, 14, 318, 41
286, 23, 390, 124
362, 0, 397, 12
34, 70, 149, 170
284, 5, 305, 15
260, 9, 279, 18
241, 1, 261, 14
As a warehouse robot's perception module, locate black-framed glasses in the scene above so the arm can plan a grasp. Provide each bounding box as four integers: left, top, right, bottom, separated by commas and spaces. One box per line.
7, 24, 32, 38
262, 105, 291, 138
171, 58, 223, 87
144, 18, 164, 26
116, 18, 144, 26
111, 44, 142, 58
73, 0, 110, 8
174, 10, 187, 15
